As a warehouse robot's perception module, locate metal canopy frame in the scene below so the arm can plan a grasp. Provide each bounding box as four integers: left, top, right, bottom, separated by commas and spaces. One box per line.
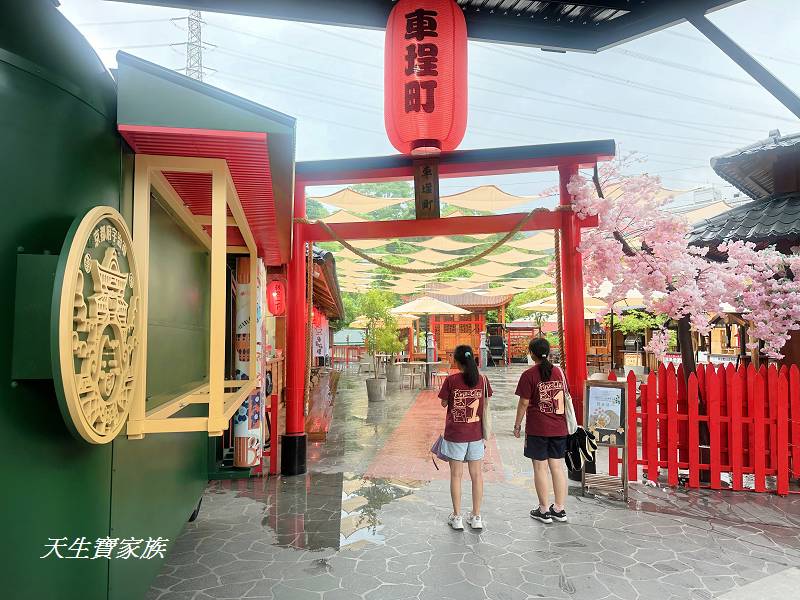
113, 0, 743, 53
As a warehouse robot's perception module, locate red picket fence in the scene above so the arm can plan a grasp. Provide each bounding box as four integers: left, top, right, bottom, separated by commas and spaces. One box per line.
606, 363, 800, 495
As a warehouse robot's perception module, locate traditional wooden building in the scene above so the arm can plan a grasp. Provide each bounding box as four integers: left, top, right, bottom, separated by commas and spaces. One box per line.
691, 129, 800, 367
422, 283, 513, 363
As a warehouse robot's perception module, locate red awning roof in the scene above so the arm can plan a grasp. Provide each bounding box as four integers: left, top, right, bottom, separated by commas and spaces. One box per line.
119, 124, 282, 264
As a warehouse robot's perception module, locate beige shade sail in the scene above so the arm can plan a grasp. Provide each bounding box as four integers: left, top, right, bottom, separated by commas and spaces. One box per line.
388, 281, 424, 294
506, 275, 553, 288
337, 260, 376, 273
416, 237, 483, 251
520, 289, 645, 313
334, 248, 368, 261
402, 248, 463, 264
506, 231, 554, 252
350, 313, 419, 329
391, 296, 470, 316
486, 248, 541, 265
434, 286, 471, 295
477, 284, 531, 295
433, 279, 483, 290
310, 188, 408, 213
465, 262, 523, 277
349, 239, 389, 250
321, 209, 365, 223
442, 185, 535, 211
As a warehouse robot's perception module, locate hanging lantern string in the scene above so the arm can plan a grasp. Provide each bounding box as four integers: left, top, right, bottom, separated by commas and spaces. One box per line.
295, 206, 571, 275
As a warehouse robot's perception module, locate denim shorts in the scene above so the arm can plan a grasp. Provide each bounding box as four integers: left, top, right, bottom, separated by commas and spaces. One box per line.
440, 438, 485, 462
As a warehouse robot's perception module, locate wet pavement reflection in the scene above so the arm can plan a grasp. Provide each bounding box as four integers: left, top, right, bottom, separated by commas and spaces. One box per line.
149, 367, 800, 600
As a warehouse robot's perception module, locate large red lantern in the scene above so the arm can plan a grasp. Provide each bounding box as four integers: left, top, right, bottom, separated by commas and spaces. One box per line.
384, 0, 467, 156
267, 279, 286, 316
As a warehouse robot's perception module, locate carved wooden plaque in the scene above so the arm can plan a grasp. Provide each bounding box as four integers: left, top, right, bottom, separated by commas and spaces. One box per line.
52, 206, 141, 444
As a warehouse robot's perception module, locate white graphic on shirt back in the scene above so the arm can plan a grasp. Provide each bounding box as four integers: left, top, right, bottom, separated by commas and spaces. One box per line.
452, 388, 481, 423
538, 381, 564, 414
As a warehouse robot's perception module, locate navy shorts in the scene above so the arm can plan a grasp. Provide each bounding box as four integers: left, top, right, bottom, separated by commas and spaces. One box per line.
524, 435, 568, 461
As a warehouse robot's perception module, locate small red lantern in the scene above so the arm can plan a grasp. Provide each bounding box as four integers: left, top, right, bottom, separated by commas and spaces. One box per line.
312, 307, 323, 328
267, 279, 286, 316
384, 0, 467, 156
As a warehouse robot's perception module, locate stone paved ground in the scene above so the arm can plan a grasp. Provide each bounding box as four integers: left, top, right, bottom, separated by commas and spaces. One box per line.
148, 366, 800, 600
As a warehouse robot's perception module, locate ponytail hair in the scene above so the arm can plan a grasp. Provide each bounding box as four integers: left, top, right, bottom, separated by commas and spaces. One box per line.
529, 337, 553, 382
453, 344, 479, 388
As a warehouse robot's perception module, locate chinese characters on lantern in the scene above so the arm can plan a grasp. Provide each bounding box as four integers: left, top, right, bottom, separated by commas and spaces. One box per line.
404, 8, 439, 114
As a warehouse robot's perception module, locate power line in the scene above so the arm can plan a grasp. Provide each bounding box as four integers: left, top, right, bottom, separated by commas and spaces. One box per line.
210, 21, 768, 138
664, 30, 800, 69
610, 48, 757, 87
75, 18, 175, 26
481, 44, 797, 123
208, 42, 751, 148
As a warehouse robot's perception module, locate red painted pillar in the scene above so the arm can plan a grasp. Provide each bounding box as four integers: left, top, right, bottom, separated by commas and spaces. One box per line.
559, 163, 588, 423
283, 181, 307, 475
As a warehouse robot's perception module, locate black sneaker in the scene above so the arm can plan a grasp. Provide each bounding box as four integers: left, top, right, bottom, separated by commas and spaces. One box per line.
530, 507, 552, 523
548, 504, 568, 522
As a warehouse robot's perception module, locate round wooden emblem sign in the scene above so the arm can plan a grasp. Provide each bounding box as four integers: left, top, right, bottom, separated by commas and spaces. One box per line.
52, 206, 141, 444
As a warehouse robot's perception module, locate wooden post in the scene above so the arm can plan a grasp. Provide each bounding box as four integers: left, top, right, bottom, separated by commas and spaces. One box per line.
128, 155, 151, 439
558, 163, 588, 423
688, 373, 700, 488
730, 364, 744, 490
777, 370, 790, 495
208, 166, 227, 436
627, 371, 638, 482
646, 371, 659, 483
283, 181, 308, 475
667, 364, 679, 487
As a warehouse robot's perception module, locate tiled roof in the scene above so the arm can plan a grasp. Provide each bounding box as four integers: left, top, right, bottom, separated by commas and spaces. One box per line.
689, 191, 800, 248
711, 130, 800, 200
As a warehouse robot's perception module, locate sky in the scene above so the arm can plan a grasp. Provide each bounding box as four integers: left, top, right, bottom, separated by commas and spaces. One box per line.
59, 0, 800, 207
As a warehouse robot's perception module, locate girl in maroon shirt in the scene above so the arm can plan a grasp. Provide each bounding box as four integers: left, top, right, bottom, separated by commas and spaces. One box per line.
513, 337, 569, 524
438, 345, 492, 530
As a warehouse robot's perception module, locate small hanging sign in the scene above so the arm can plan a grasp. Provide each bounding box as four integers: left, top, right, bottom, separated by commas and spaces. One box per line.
413, 157, 440, 219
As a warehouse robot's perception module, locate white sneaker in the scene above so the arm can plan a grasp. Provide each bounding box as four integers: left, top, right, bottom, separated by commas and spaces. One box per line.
467, 514, 483, 529
448, 513, 464, 530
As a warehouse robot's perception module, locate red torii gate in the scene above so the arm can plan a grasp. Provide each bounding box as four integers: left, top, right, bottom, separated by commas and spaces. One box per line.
281, 139, 615, 475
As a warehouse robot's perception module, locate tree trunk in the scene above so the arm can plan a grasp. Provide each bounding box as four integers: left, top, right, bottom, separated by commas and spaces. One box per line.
678, 315, 710, 450
677, 316, 696, 378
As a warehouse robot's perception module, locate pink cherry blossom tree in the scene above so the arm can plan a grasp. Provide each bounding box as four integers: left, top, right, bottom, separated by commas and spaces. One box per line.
570, 159, 800, 375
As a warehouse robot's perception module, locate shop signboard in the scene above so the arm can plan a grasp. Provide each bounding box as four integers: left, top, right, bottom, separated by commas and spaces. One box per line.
52, 206, 141, 444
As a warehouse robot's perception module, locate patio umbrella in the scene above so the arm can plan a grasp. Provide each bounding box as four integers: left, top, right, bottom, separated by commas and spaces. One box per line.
520, 290, 645, 369
350, 313, 419, 330
391, 297, 469, 376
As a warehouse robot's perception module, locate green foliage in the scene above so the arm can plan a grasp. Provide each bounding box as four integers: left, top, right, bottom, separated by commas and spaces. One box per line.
333, 293, 362, 331
545, 332, 560, 348
359, 289, 403, 373
373, 325, 404, 356
350, 182, 413, 198
506, 285, 554, 323
604, 310, 667, 336
307, 197, 329, 220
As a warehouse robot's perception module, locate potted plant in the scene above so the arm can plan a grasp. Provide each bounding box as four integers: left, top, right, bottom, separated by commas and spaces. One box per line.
379, 327, 405, 383
361, 290, 396, 402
